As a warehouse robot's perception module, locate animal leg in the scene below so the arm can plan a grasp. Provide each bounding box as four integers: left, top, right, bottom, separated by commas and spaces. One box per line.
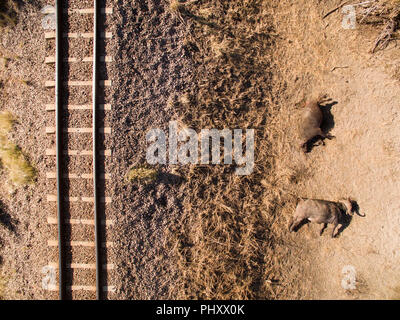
317, 128, 326, 138
326, 133, 335, 140
318, 129, 335, 141
320, 223, 327, 236
332, 220, 340, 238
289, 217, 303, 232
301, 142, 308, 153
288, 219, 294, 231
316, 129, 328, 145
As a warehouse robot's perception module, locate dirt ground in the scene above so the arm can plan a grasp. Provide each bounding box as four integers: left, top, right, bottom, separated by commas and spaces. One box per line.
0, 0, 399, 300
271, 0, 400, 299
109, 0, 194, 299
0, 0, 55, 299
0, 0, 115, 300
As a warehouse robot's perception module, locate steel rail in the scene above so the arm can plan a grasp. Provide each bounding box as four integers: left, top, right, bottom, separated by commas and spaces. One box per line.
55, 0, 65, 300
92, 0, 102, 300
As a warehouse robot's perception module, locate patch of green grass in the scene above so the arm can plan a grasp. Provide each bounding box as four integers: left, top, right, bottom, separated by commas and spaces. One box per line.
0, 111, 13, 134
0, 144, 36, 185
127, 166, 158, 183
0, 111, 36, 186
169, 0, 184, 13
0, 57, 10, 70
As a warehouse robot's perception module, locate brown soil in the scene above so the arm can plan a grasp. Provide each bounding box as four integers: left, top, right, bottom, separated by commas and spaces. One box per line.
0, 0, 55, 299
109, 0, 195, 299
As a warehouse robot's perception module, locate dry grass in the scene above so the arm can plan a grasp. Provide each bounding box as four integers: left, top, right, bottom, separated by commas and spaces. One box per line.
164, 0, 311, 299
0, 111, 36, 186
127, 166, 158, 183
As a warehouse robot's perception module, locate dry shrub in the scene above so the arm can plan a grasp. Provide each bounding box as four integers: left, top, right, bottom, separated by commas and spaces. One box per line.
0, 111, 36, 186
0, 0, 19, 28
166, 0, 311, 299
353, 0, 400, 52
355, 0, 400, 24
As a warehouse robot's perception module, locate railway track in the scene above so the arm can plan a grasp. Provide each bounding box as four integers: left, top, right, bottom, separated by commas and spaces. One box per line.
43, 0, 114, 300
